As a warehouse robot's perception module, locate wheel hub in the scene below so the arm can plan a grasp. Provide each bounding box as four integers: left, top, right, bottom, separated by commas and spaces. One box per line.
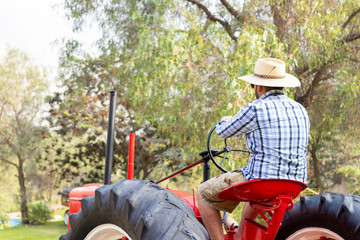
286, 227, 344, 240
84, 223, 132, 240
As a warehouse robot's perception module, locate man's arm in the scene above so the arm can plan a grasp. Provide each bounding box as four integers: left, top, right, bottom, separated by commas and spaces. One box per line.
216, 104, 257, 138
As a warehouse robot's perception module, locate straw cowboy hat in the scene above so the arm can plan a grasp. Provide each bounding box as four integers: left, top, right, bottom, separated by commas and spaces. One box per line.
239, 58, 300, 87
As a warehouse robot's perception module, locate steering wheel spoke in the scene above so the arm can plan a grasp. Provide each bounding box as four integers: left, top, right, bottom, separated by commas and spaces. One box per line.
232, 149, 251, 154
219, 152, 227, 166
207, 123, 250, 173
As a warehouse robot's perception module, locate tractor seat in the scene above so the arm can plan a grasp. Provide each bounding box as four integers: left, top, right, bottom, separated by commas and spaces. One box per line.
218, 179, 306, 204
219, 179, 307, 240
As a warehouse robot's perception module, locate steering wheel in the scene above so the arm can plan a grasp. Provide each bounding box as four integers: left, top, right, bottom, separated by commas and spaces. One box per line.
207, 123, 250, 173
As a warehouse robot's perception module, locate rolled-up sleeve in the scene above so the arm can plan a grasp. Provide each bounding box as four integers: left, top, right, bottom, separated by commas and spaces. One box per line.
216, 104, 257, 138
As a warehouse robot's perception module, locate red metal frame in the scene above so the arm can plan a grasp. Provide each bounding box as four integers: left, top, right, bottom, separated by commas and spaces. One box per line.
155, 148, 226, 184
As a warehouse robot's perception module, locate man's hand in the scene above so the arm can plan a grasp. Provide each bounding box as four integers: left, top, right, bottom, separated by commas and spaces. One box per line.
221, 116, 232, 121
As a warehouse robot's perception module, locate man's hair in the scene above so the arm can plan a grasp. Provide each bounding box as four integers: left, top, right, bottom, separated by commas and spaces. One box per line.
264, 86, 284, 91
251, 84, 283, 91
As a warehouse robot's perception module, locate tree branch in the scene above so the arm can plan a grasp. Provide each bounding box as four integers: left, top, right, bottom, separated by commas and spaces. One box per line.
220, 0, 244, 22
340, 33, 360, 43
307, 67, 325, 94
185, 0, 237, 42
296, 64, 328, 107
342, 7, 360, 29
0, 130, 17, 153
295, 7, 360, 78
0, 155, 18, 168
295, 32, 359, 106
340, 7, 360, 43
270, 0, 294, 42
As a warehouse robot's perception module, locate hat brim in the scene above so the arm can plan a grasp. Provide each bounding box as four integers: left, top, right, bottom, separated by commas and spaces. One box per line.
239, 73, 300, 87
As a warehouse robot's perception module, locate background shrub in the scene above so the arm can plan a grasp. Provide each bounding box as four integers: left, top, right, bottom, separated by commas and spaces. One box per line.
0, 212, 10, 229
26, 202, 52, 224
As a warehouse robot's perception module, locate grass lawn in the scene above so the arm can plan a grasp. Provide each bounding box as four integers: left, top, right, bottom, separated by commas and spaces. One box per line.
0, 221, 67, 240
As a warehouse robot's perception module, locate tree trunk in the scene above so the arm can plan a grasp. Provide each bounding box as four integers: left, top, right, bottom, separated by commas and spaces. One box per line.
310, 144, 323, 192
18, 158, 29, 223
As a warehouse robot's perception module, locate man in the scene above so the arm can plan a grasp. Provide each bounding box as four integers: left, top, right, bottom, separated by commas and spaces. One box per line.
197, 58, 310, 240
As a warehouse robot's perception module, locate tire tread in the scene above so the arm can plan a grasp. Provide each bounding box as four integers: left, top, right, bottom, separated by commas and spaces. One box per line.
277, 193, 360, 240
60, 179, 209, 240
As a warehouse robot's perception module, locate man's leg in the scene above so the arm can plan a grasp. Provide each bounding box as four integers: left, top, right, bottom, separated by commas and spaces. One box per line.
197, 170, 246, 239
235, 202, 258, 240
197, 196, 224, 240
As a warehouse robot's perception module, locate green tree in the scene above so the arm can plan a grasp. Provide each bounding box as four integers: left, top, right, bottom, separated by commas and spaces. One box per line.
307, 74, 360, 192
0, 48, 48, 223
53, 0, 360, 190
182, 0, 360, 190
46, 88, 180, 183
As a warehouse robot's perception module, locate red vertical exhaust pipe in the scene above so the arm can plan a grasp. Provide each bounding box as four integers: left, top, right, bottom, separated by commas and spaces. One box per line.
127, 133, 135, 180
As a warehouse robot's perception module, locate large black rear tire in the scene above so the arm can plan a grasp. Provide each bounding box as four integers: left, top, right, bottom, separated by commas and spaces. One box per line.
276, 193, 360, 240
60, 179, 209, 240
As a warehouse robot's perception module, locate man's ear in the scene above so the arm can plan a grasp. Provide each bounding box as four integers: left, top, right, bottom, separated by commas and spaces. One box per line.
258, 85, 265, 92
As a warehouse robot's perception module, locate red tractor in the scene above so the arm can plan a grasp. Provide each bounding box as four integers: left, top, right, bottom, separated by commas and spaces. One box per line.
60, 92, 360, 240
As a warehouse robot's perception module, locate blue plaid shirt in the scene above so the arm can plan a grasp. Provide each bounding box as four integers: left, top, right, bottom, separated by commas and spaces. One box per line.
216, 90, 310, 183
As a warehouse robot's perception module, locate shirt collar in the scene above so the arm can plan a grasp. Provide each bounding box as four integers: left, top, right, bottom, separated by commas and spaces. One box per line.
259, 90, 285, 100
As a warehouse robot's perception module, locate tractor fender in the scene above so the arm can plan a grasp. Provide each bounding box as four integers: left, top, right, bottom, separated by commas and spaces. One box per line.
67, 183, 102, 229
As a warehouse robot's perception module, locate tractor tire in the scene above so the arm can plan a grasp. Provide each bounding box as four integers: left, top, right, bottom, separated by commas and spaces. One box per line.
59, 179, 209, 240
276, 193, 360, 240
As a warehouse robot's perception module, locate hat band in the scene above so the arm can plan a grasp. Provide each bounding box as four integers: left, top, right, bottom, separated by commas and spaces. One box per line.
254, 73, 286, 79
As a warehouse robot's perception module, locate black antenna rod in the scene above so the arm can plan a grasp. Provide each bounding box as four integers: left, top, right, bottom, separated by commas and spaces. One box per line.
104, 90, 117, 185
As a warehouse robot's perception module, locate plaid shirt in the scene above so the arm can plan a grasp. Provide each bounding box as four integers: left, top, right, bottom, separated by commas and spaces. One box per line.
216, 90, 310, 183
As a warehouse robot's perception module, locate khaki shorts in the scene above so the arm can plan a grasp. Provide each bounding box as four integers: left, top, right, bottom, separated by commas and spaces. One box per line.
197, 170, 247, 213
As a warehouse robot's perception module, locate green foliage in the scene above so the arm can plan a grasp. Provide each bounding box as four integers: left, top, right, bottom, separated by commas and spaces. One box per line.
0, 165, 19, 212
38, 132, 118, 186
0, 212, 10, 226
305, 68, 360, 191
339, 165, 360, 179
50, 0, 360, 192
338, 164, 360, 194
0, 48, 48, 119
25, 202, 52, 225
